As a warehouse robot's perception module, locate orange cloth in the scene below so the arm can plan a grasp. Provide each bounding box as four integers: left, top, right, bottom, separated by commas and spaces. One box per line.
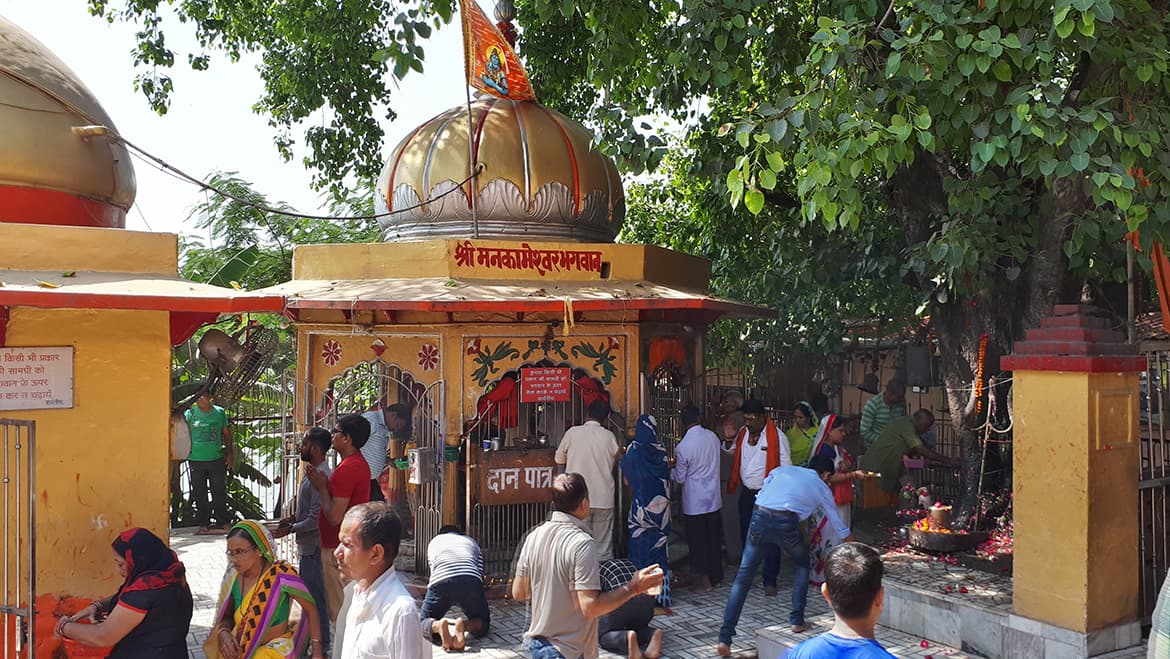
727, 420, 782, 494
1153, 241, 1170, 335
647, 336, 687, 374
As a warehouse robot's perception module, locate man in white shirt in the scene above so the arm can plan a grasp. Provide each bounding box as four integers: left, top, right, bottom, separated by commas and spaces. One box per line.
334, 502, 430, 659
555, 400, 620, 560
512, 473, 663, 659
671, 404, 724, 591
726, 398, 791, 595
716, 456, 855, 657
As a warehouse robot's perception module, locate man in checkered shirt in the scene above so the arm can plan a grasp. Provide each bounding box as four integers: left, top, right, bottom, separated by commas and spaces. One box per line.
599, 559, 663, 658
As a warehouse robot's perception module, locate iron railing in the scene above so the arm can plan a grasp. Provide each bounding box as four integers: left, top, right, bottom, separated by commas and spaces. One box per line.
1141, 350, 1170, 623
0, 419, 34, 658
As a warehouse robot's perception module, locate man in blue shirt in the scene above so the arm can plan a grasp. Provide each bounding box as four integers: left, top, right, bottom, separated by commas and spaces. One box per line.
717, 456, 853, 657
785, 543, 896, 658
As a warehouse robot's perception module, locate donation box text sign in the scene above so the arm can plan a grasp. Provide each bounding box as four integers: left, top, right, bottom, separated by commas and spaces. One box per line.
520, 367, 571, 403
0, 347, 74, 411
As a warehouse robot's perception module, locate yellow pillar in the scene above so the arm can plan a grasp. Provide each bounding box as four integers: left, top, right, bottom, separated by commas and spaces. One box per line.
1003, 304, 1143, 651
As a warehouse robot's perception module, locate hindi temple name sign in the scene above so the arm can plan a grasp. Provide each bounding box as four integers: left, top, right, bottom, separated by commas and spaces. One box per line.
0, 347, 75, 411
453, 240, 603, 277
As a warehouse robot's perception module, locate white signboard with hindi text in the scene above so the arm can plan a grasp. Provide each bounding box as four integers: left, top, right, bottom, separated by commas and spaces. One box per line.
0, 347, 74, 411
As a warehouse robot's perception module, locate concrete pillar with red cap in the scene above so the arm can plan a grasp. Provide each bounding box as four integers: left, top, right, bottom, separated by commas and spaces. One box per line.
1000, 304, 1144, 655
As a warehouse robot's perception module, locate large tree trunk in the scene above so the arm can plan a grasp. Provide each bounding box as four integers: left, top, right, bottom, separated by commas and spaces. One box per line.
889, 155, 1085, 528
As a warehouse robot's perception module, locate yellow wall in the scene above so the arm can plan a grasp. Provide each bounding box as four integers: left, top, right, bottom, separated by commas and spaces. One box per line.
0, 223, 177, 274
1012, 370, 1139, 631
291, 239, 712, 291
4, 306, 171, 655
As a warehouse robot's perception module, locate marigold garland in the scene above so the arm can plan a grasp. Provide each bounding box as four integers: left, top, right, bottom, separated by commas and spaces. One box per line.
974, 333, 988, 416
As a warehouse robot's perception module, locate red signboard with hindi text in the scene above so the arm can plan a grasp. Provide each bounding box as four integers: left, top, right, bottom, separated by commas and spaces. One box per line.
520, 367, 571, 403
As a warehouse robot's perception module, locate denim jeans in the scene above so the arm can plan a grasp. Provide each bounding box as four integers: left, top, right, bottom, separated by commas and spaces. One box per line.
421, 575, 491, 635
299, 549, 331, 650
525, 636, 577, 659
718, 507, 810, 645
737, 488, 779, 587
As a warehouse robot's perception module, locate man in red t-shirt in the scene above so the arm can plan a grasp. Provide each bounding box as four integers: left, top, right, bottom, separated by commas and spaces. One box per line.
307, 413, 372, 625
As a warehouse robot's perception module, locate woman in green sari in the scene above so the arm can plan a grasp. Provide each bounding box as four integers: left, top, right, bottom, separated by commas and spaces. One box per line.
786, 401, 819, 467
209, 520, 324, 659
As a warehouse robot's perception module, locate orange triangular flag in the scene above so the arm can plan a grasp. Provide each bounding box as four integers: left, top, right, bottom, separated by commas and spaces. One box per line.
1151, 240, 1170, 333
459, 0, 536, 101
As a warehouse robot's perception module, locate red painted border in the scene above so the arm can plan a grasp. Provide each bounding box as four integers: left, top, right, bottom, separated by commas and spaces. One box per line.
1000, 354, 1147, 373
0, 290, 284, 313
285, 295, 766, 317
0, 185, 126, 228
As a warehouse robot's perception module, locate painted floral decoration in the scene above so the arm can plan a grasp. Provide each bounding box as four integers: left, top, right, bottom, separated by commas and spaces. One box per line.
418, 343, 440, 371
466, 338, 482, 355
321, 340, 342, 367
370, 338, 387, 357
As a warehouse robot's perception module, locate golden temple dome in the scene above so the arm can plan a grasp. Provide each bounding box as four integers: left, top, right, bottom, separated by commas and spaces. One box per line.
0, 16, 135, 228
377, 98, 625, 243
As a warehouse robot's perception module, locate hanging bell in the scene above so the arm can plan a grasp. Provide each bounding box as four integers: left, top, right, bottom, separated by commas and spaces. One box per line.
858, 372, 881, 394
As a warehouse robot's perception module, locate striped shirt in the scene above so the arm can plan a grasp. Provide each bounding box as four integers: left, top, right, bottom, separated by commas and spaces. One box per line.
426, 532, 484, 586
860, 396, 907, 449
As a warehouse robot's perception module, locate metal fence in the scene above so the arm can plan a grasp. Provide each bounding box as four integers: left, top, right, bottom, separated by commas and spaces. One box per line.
0, 419, 34, 658
1141, 350, 1170, 622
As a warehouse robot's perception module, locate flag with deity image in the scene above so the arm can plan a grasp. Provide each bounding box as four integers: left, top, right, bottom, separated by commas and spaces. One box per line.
459, 0, 537, 101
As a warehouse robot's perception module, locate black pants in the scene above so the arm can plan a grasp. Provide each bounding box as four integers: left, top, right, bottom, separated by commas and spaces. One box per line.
369, 479, 386, 502
189, 458, 230, 527
599, 595, 655, 655
420, 575, 491, 635
685, 510, 724, 584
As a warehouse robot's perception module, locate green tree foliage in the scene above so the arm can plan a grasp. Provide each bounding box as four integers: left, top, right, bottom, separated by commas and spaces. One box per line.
87, 0, 457, 200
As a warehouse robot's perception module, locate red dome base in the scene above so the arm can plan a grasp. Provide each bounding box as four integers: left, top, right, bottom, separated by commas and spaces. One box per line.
0, 185, 126, 228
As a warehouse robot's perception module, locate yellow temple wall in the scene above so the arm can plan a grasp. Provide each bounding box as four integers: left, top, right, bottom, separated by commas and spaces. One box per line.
290, 239, 712, 291
0, 223, 177, 274
4, 306, 170, 656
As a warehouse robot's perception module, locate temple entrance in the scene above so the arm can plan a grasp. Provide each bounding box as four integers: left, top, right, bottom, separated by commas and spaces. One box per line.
467, 368, 623, 579
0, 418, 34, 658
319, 360, 445, 575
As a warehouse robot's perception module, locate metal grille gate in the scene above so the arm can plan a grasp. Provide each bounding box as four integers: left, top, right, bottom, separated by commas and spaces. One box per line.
1141, 351, 1170, 622
0, 419, 34, 658
468, 376, 625, 580
322, 361, 445, 575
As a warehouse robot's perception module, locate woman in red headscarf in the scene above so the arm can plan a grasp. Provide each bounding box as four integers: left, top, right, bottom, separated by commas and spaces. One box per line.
55, 527, 193, 658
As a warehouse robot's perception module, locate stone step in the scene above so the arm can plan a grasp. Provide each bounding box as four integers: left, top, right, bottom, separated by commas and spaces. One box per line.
1024, 327, 1126, 343
1039, 315, 1115, 330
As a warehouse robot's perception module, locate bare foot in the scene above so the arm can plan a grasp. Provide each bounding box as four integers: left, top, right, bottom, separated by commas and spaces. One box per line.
627, 630, 642, 659
716, 642, 731, 657
438, 619, 453, 650
791, 623, 811, 634
645, 629, 663, 659
452, 618, 466, 652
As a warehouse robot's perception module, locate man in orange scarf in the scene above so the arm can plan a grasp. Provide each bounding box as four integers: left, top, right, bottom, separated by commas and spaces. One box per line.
726, 399, 791, 596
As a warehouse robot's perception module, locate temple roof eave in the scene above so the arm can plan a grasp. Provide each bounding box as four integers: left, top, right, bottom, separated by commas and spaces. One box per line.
260, 277, 770, 319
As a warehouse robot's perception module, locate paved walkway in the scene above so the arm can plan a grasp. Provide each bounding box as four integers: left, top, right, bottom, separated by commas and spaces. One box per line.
172, 528, 973, 659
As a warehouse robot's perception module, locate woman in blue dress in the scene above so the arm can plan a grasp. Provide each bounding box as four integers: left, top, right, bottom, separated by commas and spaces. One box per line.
621, 414, 672, 607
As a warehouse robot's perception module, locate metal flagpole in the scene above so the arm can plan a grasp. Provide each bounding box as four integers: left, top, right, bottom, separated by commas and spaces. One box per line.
459, 0, 479, 239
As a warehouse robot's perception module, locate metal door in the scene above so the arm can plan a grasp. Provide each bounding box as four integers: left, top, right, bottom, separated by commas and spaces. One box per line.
0, 419, 34, 658
321, 361, 445, 575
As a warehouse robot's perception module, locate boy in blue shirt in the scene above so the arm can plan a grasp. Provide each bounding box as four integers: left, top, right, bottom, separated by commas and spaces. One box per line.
785, 543, 896, 658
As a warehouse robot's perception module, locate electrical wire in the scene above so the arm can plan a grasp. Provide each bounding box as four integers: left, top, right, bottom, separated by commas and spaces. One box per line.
111, 130, 483, 222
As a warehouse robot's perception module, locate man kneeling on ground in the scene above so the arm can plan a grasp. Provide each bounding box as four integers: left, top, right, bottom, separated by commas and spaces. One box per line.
785, 542, 895, 658
421, 525, 490, 652
598, 558, 664, 659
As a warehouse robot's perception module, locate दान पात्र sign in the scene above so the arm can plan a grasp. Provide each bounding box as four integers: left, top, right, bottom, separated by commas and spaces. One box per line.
0, 347, 74, 411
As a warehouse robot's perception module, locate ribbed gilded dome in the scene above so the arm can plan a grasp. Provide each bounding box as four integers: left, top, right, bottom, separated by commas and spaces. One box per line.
377, 98, 624, 243
0, 16, 135, 228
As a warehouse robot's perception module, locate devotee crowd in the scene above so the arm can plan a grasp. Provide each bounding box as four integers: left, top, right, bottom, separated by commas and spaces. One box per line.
54, 381, 966, 659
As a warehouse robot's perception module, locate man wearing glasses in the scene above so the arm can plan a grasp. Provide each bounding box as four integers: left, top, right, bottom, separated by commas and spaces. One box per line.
725, 399, 791, 596
306, 413, 372, 627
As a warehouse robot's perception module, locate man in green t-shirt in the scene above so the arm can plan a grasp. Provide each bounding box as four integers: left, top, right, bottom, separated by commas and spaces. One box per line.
859, 409, 958, 495
185, 391, 234, 533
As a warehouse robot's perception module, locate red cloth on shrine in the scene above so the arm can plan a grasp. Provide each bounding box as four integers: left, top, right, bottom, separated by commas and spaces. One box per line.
477, 376, 518, 429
